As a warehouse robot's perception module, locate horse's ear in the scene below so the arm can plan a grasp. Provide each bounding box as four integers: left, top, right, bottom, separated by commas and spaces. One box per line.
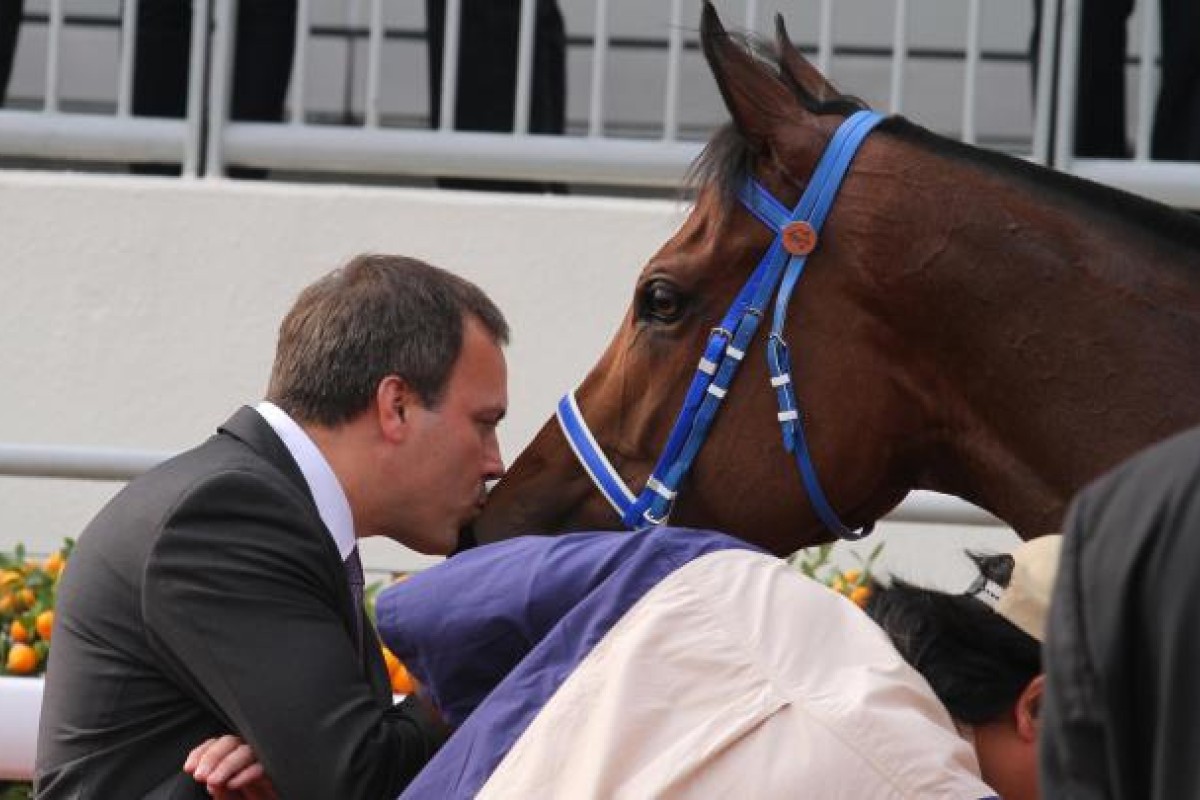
774, 14, 841, 103
700, 2, 801, 150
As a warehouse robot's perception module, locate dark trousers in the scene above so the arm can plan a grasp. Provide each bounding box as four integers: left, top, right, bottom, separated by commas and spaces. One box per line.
134, 0, 296, 176
0, 0, 24, 106
1033, 0, 1200, 159
1153, 0, 1200, 159
425, 0, 566, 192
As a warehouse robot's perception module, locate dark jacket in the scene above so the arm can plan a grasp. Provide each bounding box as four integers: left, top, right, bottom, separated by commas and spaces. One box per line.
36, 407, 440, 799
1042, 424, 1200, 800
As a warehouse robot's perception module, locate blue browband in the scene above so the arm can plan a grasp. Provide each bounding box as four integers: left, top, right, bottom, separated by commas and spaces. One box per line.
558, 109, 885, 539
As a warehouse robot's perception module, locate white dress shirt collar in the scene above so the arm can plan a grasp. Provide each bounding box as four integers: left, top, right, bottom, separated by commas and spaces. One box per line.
254, 401, 357, 561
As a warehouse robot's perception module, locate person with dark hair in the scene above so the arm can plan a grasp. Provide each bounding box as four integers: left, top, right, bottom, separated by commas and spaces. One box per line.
1042, 424, 1200, 800
35, 254, 510, 799
868, 535, 1061, 800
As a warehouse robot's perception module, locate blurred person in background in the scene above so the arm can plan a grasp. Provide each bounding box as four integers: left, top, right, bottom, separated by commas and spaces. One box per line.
1031, 0, 1200, 160
0, 0, 24, 106
134, 0, 296, 177
425, 0, 566, 192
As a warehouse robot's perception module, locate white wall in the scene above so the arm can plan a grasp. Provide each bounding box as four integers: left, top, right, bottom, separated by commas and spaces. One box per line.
0, 171, 1016, 583
0, 171, 682, 571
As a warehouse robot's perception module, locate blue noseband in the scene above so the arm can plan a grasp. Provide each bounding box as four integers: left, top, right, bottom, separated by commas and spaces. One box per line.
557, 109, 885, 539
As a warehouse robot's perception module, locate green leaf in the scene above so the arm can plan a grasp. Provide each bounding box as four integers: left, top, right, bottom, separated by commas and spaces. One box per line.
0, 780, 35, 799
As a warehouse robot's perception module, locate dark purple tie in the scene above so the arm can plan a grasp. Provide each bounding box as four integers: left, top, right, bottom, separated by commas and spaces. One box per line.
344, 547, 365, 656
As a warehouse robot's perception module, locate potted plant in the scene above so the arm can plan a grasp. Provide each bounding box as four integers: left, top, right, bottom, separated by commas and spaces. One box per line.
791, 540, 885, 608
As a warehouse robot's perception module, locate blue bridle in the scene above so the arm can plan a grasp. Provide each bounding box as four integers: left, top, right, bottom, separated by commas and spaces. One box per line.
557, 109, 885, 539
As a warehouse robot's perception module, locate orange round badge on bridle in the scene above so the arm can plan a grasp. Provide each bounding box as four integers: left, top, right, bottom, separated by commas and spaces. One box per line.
782, 221, 818, 255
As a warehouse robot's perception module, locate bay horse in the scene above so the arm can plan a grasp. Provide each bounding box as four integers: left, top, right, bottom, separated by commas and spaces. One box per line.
476, 3, 1200, 556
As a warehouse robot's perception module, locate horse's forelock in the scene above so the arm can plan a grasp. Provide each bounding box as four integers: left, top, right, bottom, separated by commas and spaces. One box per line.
686, 124, 751, 208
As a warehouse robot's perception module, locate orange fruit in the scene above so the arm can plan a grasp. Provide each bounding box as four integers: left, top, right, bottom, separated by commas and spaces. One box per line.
843, 569, 862, 585
15, 588, 35, 610
390, 661, 416, 695
381, 646, 401, 677
44, 551, 65, 578
0, 593, 13, 614
36, 610, 54, 641
381, 646, 418, 693
6, 642, 38, 674
10, 619, 30, 643
850, 585, 871, 608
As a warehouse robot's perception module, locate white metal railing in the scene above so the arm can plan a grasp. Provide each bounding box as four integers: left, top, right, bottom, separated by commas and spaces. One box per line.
1, 0, 1197, 206
0, 0, 209, 173
210, 0, 1048, 181
0, 443, 1001, 528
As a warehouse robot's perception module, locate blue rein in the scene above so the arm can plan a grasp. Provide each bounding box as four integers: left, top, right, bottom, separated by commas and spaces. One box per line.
557, 109, 885, 539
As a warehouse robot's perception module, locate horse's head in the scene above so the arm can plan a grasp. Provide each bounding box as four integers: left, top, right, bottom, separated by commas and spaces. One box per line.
475, 5, 923, 555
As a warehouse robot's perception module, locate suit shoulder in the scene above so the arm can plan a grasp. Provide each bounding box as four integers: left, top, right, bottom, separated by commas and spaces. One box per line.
80, 431, 313, 553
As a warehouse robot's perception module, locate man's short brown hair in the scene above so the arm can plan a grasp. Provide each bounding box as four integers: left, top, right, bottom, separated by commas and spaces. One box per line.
267, 254, 509, 426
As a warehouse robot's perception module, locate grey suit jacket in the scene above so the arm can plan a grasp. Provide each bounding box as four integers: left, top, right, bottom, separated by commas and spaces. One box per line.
35, 407, 441, 799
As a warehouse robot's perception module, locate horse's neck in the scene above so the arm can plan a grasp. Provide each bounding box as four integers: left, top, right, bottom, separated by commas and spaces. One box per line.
877, 154, 1200, 534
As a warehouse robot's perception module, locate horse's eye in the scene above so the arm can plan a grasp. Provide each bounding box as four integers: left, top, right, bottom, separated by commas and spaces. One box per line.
638, 281, 686, 324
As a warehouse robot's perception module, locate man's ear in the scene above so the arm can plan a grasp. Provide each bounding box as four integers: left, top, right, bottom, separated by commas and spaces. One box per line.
376, 375, 416, 443
1014, 673, 1045, 741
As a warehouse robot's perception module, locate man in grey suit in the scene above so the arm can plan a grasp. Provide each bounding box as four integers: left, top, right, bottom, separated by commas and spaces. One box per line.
35, 254, 510, 799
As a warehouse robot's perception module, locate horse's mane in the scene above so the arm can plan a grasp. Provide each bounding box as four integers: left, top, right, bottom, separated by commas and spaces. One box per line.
690, 34, 1200, 255
889, 118, 1200, 254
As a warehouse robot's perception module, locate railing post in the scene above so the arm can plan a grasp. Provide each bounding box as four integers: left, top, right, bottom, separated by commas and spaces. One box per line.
289, 0, 310, 125
1133, 0, 1160, 161
512, 0, 536, 134
587, 0, 610, 138
890, 0, 909, 114
1053, 0, 1082, 170
961, 0, 981, 145
205, 0, 236, 178
1032, 0, 1060, 166
818, 0, 834, 76
183, 0, 211, 177
437, 0, 462, 131
662, 0, 684, 142
365, 0, 383, 129
116, 0, 139, 118
43, 0, 63, 113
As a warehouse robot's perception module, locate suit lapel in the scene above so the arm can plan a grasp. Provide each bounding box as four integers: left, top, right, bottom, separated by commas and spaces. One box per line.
217, 406, 371, 681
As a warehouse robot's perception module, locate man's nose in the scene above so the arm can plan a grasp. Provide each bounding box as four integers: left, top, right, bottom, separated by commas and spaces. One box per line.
484, 437, 505, 482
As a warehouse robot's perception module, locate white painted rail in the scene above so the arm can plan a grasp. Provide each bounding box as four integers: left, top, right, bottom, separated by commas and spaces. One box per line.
0, 444, 1001, 527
